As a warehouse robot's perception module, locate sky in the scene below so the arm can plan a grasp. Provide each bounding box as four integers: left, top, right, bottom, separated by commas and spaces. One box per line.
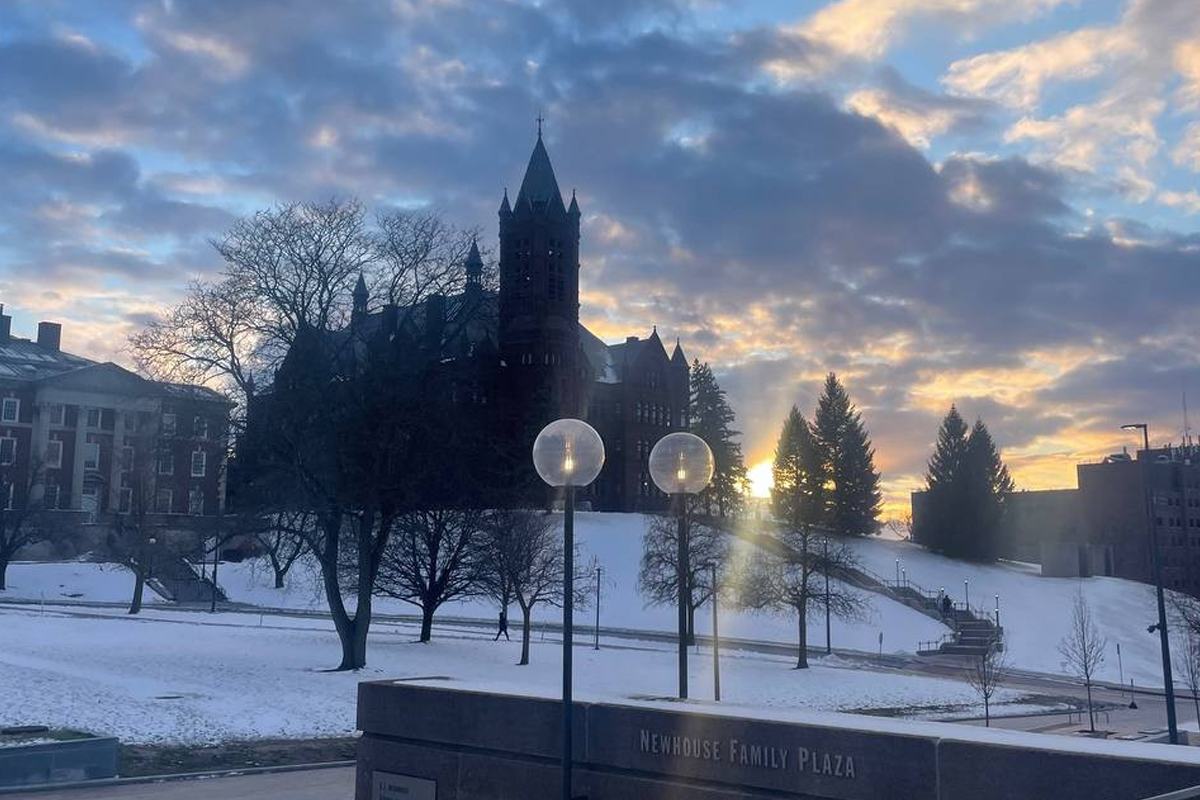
0, 0, 1198, 514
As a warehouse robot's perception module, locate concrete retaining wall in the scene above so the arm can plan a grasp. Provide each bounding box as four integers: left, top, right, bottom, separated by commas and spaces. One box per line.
0, 736, 118, 789
356, 682, 1200, 800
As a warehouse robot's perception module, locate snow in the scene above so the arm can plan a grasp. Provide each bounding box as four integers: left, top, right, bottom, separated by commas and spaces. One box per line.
0, 562, 165, 605
216, 513, 951, 657
0, 604, 1042, 745
847, 536, 1171, 687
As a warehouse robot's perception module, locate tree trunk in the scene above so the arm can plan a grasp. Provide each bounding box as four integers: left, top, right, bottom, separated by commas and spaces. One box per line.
1192, 693, 1199, 727
129, 566, 145, 615
315, 510, 366, 671
274, 568, 285, 589
519, 606, 531, 666
1086, 682, 1095, 731
796, 606, 809, 669
687, 603, 696, 647
419, 605, 435, 643
984, 696, 990, 727
0, 552, 9, 590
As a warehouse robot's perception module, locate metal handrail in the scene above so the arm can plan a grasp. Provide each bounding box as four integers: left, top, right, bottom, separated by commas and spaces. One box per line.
1139, 784, 1200, 800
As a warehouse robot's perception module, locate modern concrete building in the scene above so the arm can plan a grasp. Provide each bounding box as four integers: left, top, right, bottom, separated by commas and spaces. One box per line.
912, 444, 1200, 595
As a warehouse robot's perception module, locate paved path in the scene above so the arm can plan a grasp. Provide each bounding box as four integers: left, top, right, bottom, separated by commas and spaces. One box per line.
0, 766, 354, 800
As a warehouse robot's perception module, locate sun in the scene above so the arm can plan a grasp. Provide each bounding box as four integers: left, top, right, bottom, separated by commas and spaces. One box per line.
745, 460, 773, 498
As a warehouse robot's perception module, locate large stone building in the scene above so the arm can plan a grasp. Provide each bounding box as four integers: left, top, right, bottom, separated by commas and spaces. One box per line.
912, 444, 1200, 595
0, 306, 231, 531
268, 133, 691, 512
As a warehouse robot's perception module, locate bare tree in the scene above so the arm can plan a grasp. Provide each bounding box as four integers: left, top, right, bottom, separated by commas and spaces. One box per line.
254, 510, 309, 589
885, 512, 913, 541
1174, 621, 1200, 726
638, 504, 728, 646
373, 209, 483, 306
966, 644, 1009, 726
375, 508, 486, 642
1058, 591, 1107, 732
0, 457, 64, 591
737, 528, 866, 669
480, 508, 584, 665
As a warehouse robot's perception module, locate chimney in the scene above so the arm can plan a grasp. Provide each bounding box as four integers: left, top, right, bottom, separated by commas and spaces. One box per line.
37, 321, 62, 351
0, 305, 9, 344
626, 336, 639, 345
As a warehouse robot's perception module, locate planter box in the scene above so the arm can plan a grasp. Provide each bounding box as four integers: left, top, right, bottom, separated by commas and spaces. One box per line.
0, 731, 118, 789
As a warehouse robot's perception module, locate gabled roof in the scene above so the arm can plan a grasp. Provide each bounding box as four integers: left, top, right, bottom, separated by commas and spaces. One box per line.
0, 337, 95, 381
515, 135, 566, 215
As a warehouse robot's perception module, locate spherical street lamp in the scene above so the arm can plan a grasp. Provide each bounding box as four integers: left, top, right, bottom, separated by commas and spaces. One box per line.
648, 432, 714, 700
532, 418, 604, 800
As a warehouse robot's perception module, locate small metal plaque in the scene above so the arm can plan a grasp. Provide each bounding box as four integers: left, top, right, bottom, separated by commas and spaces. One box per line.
371, 770, 437, 800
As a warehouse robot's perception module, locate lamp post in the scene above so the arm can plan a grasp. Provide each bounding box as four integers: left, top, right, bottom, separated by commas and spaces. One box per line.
705, 561, 721, 701
533, 419, 605, 800
824, 537, 832, 655
994, 594, 1000, 628
648, 432, 715, 700
594, 566, 602, 651
1122, 422, 1178, 744
895, 558, 900, 585
964, 579, 969, 609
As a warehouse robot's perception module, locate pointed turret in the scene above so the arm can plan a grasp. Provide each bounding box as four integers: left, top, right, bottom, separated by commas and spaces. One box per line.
464, 239, 483, 299
568, 189, 580, 219
515, 134, 566, 216
352, 272, 368, 321
499, 187, 512, 219
671, 337, 687, 365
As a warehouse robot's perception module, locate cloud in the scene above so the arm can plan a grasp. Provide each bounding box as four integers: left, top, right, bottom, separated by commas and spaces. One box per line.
846, 69, 992, 148
1158, 189, 1200, 214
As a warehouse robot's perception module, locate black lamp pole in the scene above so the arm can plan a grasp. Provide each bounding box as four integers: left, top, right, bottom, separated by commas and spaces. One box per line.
710, 561, 721, 701
1123, 423, 1178, 744
562, 485, 575, 799
824, 537, 832, 655
676, 493, 689, 699
593, 566, 602, 651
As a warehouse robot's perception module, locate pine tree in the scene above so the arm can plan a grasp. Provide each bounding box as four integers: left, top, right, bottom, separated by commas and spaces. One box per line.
965, 418, 1014, 560
813, 373, 881, 537
771, 406, 825, 529
919, 405, 969, 555
689, 360, 747, 518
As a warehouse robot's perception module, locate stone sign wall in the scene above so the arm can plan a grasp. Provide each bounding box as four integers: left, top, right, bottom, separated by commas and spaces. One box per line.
356, 681, 1200, 800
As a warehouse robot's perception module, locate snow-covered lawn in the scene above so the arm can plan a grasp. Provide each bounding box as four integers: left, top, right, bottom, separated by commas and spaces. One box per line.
216, 513, 950, 656
848, 536, 1170, 686
0, 604, 1043, 745
0, 562, 165, 605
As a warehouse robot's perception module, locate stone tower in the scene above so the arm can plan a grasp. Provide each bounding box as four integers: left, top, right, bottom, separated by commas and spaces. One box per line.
498, 130, 583, 433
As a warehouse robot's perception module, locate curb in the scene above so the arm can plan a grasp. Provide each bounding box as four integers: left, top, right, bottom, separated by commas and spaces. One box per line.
0, 759, 355, 796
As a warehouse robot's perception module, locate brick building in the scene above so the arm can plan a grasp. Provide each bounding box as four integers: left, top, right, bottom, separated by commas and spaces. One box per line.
0, 306, 231, 532
264, 132, 690, 512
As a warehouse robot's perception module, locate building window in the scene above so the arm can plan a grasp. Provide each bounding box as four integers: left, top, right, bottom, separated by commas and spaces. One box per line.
156, 488, 173, 514
193, 415, 208, 440
83, 440, 100, 470
161, 413, 177, 436
42, 483, 59, 511
86, 407, 101, 429
0, 437, 14, 466
118, 487, 132, 514
1, 398, 19, 423
45, 438, 63, 469
191, 450, 207, 478
48, 404, 64, 425
189, 487, 204, 516
121, 446, 134, 470
0, 482, 11, 510
157, 448, 174, 475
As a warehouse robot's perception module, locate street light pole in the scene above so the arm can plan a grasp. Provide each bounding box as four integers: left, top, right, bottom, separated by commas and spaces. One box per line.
676, 495, 689, 699
710, 561, 721, 702
593, 566, 602, 651
532, 418, 606, 800
824, 537, 832, 655
1123, 422, 1178, 744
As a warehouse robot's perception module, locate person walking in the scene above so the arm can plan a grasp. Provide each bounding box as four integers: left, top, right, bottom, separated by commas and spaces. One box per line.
494, 609, 510, 641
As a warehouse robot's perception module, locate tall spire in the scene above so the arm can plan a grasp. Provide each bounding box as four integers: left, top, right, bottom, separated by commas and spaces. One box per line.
352, 272, 368, 319
515, 134, 566, 215
465, 238, 483, 286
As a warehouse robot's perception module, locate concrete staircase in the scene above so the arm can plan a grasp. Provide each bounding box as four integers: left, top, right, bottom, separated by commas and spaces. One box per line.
733, 527, 1003, 658
150, 557, 226, 603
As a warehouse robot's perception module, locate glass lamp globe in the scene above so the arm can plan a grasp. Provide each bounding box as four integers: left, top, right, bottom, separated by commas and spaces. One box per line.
648, 432, 714, 495
532, 418, 605, 487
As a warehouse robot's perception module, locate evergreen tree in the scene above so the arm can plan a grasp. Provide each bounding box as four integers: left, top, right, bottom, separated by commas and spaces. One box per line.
689, 360, 747, 518
919, 405, 969, 555
919, 407, 1013, 560
812, 373, 881, 537
771, 406, 825, 530
965, 418, 1014, 560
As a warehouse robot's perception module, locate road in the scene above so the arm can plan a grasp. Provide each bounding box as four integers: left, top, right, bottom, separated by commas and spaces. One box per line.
0, 766, 354, 800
